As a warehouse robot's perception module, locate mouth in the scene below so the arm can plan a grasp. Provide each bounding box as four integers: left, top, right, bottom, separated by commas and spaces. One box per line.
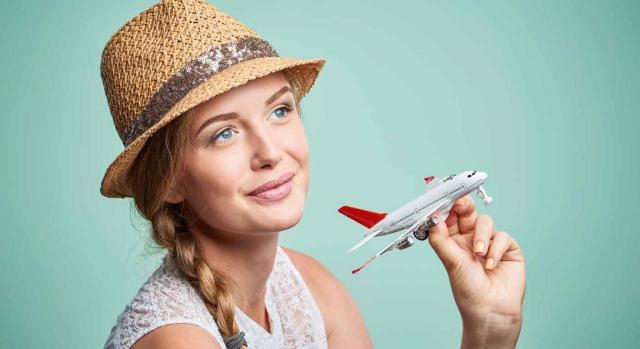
247, 171, 295, 200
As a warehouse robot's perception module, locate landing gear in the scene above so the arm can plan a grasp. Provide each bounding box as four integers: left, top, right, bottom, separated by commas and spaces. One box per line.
476, 185, 493, 205
413, 215, 440, 240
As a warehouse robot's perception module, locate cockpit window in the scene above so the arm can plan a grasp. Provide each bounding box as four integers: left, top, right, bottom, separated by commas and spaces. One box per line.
443, 174, 456, 182
467, 170, 477, 178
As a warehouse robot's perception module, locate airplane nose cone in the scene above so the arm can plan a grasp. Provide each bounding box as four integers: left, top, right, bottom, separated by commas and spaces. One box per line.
479, 171, 488, 180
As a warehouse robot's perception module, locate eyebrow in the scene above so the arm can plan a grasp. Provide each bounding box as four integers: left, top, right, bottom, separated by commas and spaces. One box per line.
195, 85, 292, 137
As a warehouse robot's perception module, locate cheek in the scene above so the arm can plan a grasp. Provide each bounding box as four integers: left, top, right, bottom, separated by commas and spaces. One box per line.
282, 120, 310, 197
183, 151, 247, 210
280, 119, 309, 167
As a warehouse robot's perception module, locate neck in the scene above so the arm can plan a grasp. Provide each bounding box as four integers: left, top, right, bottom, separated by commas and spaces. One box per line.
186, 214, 279, 330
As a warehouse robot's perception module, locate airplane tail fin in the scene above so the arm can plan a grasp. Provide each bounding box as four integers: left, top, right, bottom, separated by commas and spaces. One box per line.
338, 205, 387, 229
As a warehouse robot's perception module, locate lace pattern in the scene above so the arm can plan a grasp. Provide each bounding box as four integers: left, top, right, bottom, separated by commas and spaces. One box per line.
103, 246, 328, 349
270, 249, 328, 348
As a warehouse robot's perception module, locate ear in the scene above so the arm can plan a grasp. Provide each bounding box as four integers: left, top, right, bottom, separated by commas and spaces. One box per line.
164, 186, 185, 205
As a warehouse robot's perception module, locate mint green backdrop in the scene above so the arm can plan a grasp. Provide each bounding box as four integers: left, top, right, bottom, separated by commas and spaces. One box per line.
1, 0, 638, 347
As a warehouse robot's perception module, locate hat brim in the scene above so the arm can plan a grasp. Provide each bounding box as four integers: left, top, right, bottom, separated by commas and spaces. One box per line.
100, 56, 326, 198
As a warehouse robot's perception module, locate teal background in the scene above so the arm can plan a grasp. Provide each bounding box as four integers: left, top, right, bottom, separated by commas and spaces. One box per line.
1, 0, 638, 347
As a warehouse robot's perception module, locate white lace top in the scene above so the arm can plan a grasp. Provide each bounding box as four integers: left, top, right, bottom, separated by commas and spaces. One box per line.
103, 245, 328, 349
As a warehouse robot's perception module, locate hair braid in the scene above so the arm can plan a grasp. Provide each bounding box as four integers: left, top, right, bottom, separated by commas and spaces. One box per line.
172, 211, 242, 338
129, 112, 247, 348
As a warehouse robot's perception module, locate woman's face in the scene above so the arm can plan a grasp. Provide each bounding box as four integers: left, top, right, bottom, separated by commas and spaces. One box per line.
167, 71, 310, 238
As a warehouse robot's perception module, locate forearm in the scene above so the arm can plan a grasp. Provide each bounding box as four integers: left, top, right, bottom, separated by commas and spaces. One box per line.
460, 313, 522, 349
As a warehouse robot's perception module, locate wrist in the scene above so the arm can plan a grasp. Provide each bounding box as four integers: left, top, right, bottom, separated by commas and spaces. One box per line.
461, 313, 522, 349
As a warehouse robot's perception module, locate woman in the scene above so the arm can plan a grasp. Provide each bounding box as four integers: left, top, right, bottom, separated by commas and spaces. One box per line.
100, 1, 526, 348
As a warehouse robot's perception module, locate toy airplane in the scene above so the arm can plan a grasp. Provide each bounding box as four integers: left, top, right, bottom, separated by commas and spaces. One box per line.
338, 170, 493, 274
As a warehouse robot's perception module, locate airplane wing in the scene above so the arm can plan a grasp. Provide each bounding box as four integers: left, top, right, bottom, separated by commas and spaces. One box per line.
351, 199, 452, 274
346, 229, 383, 254
351, 229, 412, 274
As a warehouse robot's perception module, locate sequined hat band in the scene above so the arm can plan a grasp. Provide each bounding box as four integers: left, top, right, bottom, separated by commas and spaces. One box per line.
121, 36, 278, 146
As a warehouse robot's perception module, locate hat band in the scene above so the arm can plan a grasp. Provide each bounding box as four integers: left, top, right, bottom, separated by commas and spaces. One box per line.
121, 36, 279, 147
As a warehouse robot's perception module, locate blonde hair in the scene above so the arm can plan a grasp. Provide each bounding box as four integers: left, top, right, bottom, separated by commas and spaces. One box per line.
126, 72, 300, 348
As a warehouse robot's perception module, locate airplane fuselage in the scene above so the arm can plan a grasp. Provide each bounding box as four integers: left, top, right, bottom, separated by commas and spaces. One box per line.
370, 171, 489, 236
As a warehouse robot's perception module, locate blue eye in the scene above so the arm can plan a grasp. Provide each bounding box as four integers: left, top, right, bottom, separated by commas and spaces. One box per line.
212, 127, 235, 144
272, 105, 291, 119
210, 105, 292, 146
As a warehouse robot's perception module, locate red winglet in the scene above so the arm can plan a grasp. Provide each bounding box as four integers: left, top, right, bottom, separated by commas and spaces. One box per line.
338, 206, 387, 229
352, 256, 376, 274
424, 176, 435, 184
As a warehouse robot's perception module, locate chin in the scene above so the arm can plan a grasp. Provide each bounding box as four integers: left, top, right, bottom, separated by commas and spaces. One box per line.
249, 204, 303, 233
246, 183, 306, 232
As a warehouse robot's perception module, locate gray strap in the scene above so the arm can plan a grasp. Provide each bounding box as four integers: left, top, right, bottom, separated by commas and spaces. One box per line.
224, 331, 247, 349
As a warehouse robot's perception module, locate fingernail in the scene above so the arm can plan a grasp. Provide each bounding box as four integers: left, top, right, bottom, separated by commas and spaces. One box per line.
486, 258, 495, 269
474, 241, 485, 253
456, 199, 465, 206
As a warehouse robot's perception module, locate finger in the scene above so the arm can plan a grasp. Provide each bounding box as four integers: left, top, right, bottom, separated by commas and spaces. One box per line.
444, 210, 460, 235
472, 214, 495, 258
454, 195, 478, 234
484, 231, 512, 269
428, 217, 465, 273
444, 196, 471, 236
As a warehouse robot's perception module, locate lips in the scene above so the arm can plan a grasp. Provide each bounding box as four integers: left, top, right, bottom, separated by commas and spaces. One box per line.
247, 171, 295, 196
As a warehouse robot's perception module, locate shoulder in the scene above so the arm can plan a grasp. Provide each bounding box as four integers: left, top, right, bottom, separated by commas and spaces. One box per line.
280, 246, 372, 347
280, 246, 341, 336
130, 324, 222, 349
106, 257, 226, 349
280, 246, 340, 298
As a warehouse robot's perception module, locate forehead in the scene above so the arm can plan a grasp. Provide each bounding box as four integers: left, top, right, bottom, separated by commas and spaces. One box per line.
193, 71, 290, 115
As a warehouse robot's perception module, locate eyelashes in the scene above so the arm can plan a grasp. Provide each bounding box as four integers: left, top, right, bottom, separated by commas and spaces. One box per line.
209, 104, 293, 145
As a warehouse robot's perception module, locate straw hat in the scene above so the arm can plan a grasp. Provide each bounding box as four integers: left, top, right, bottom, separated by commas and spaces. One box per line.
99, 0, 326, 198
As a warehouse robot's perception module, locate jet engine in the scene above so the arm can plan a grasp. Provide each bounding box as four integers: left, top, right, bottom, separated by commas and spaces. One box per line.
395, 236, 416, 250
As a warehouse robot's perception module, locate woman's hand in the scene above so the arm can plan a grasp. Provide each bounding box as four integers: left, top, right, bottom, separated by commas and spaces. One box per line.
427, 195, 526, 348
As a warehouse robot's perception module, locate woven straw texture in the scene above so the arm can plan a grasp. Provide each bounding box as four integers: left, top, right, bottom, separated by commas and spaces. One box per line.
99, 0, 326, 198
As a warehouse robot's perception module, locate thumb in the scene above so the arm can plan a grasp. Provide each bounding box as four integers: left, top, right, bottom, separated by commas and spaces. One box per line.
427, 219, 464, 273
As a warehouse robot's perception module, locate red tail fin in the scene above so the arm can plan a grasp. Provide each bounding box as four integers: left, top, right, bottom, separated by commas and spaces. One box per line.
338, 205, 387, 229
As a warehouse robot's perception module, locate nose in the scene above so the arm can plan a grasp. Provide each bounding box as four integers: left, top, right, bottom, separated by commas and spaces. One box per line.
249, 128, 283, 170
478, 171, 488, 180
